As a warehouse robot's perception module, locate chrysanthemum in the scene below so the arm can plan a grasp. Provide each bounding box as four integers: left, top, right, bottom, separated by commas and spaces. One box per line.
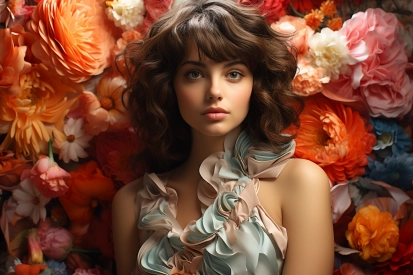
366, 153, 413, 192
12, 178, 51, 224
106, 0, 145, 31
370, 118, 412, 160
53, 118, 92, 163
27, 0, 117, 83
308, 27, 356, 80
293, 95, 376, 185
0, 64, 81, 157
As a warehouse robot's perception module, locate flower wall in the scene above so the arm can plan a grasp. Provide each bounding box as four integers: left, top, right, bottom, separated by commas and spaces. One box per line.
0, 0, 413, 274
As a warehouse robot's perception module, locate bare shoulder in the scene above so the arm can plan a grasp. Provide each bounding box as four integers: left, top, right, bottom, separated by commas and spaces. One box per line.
113, 177, 144, 206
277, 158, 330, 198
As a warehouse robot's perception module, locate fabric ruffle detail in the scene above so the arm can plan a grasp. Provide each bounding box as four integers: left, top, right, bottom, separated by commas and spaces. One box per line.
135, 130, 295, 275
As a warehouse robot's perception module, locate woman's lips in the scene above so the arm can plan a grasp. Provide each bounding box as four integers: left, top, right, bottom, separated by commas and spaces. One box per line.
202, 107, 228, 120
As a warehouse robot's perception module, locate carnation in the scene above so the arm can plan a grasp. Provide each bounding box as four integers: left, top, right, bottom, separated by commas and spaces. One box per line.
292, 58, 329, 96
106, 0, 145, 31
308, 27, 356, 80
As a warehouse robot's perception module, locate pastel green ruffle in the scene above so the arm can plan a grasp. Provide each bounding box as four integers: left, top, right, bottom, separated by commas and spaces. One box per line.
135, 130, 295, 275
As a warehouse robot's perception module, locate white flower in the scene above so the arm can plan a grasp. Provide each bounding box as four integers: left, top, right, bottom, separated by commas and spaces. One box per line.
54, 118, 92, 163
307, 27, 356, 80
12, 178, 50, 224
106, 0, 145, 31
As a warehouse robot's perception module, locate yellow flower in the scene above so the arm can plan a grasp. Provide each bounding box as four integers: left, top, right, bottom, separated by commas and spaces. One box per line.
0, 64, 82, 157
345, 205, 399, 263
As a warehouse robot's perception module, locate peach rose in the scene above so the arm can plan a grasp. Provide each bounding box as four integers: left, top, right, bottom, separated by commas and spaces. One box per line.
30, 155, 71, 198
27, 0, 117, 83
346, 205, 399, 263
271, 15, 314, 56
292, 57, 329, 96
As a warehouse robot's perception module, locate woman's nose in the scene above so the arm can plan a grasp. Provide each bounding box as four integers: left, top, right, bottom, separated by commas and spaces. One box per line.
206, 77, 223, 101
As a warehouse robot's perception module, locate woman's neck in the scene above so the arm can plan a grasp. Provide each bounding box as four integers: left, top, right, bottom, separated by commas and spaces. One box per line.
171, 127, 241, 181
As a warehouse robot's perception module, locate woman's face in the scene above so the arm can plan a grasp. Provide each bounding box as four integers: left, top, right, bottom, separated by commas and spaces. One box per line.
173, 45, 253, 138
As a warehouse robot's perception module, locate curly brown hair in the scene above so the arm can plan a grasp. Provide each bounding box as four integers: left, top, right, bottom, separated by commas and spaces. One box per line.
121, 0, 303, 173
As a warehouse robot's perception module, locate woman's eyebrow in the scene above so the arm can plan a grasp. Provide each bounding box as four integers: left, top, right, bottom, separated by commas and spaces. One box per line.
223, 61, 246, 68
180, 61, 206, 68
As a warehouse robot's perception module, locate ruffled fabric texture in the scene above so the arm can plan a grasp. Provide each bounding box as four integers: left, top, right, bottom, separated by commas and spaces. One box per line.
134, 130, 295, 275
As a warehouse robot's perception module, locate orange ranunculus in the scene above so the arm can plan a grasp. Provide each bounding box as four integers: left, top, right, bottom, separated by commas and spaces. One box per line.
304, 9, 324, 30
373, 218, 413, 274
0, 150, 31, 190
0, 26, 31, 96
319, 0, 336, 17
346, 205, 399, 263
27, 0, 117, 83
0, 64, 82, 157
81, 72, 130, 136
58, 161, 117, 224
14, 264, 47, 275
293, 95, 376, 185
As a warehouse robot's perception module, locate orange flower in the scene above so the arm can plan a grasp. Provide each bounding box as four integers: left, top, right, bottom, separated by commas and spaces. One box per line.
293, 95, 376, 184
0, 64, 81, 157
58, 161, 117, 224
0, 150, 31, 190
320, 0, 337, 17
327, 17, 343, 31
14, 264, 47, 275
0, 26, 31, 96
346, 205, 399, 263
27, 0, 117, 83
373, 218, 413, 274
81, 72, 130, 136
111, 30, 144, 76
304, 9, 324, 30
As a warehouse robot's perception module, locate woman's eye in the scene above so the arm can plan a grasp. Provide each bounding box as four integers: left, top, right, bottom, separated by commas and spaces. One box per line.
227, 71, 242, 80
186, 71, 202, 79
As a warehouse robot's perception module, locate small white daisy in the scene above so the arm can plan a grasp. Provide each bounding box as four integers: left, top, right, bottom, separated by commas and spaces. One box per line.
54, 118, 93, 163
12, 178, 50, 224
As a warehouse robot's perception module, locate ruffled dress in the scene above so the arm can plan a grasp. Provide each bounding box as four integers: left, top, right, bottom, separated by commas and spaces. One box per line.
134, 130, 296, 275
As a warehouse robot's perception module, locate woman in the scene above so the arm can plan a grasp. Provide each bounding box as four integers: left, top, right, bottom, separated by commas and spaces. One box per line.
112, 0, 334, 274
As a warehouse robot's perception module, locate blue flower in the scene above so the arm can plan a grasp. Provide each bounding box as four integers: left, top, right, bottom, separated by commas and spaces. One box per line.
366, 153, 413, 191
46, 260, 69, 275
370, 118, 411, 160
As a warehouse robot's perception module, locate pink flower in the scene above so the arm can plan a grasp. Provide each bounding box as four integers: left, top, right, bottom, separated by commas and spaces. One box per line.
333, 263, 366, 275
271, 15, 314, 56
326, 8, 413, 118
65, 253, 93, 273
80, 72, 130, 136
38, 225, 73, 261
238, 0, 290, 23
30, 155, 71, 198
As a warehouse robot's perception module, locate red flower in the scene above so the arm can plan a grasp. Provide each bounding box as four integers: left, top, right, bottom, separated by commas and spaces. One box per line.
238, 0, 289, 23
373, 218, 413, 274
93, 128, 145, 187
30, 155, 71, 198
58, 161, 117, 224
